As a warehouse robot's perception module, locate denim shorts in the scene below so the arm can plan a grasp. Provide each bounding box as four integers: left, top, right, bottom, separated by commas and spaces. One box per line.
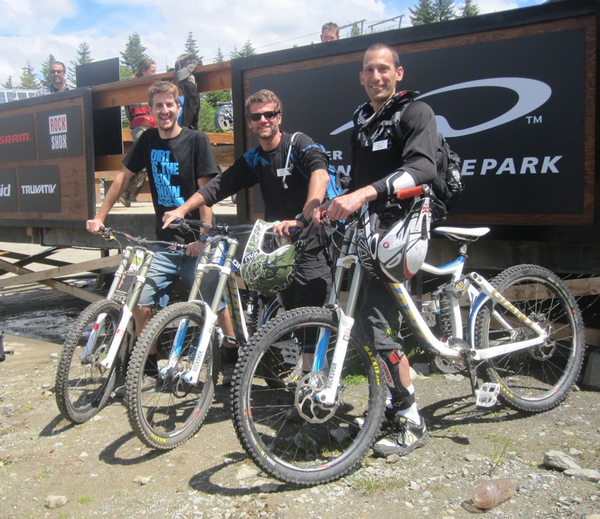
138, 246, 226, 311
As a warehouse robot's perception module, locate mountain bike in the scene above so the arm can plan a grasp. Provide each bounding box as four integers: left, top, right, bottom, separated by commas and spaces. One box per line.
231, 185, 586, 486
125, 220, 286, 450
55, 228, 187, 424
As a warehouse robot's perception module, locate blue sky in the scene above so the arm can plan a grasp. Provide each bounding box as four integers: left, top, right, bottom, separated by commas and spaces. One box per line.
0, 0, 544, 85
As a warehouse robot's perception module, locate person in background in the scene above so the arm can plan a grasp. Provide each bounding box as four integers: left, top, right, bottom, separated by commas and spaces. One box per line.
36, 61, 71, 96
320, 22, 340, 42
320, 43, 437, 457
120, 58, 158, 207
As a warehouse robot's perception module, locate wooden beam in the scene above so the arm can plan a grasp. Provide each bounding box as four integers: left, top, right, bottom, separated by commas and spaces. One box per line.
0, 255, 122, 289
91, 62, 232, 110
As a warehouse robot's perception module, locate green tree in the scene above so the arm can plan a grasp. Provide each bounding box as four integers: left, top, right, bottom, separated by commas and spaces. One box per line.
214, 46, 225, 63
436, 0, 456, 21
2, 76, 14, 88
120, 33, 149, 78
69, 42, 93, 86
350, 23, 362, 37
460, 0, 480, 17
409, 0, 437, 26
231, 39, 256, 59
39, 54, 56, 87
185, 31, 199, 55
199, 96, 217, 133
19, 62, 39, 89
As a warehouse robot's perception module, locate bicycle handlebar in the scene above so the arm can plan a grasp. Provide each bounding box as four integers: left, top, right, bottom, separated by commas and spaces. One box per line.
99, 227, 188, 251
170, 218, 254, 236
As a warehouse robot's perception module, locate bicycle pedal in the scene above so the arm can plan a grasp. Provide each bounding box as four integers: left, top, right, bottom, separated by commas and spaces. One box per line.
475, 383, 500, 407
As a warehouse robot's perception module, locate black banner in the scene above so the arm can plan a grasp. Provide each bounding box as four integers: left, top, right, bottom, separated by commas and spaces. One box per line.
249, 28, 585, 218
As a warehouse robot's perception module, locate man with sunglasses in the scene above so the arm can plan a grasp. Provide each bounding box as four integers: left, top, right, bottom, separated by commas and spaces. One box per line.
36, 62, 71, 96
162, 89, 333, 383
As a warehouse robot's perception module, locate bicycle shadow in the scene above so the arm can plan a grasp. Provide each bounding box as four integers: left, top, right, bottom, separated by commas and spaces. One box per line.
416, 391, 528, 445
187, 451, 294, 496
97, 431, 163, 466
39, 414, 77, 437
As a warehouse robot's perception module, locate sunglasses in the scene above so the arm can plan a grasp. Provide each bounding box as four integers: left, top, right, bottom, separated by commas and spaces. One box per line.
248, 111, 280, 122
51, 70, 65, 74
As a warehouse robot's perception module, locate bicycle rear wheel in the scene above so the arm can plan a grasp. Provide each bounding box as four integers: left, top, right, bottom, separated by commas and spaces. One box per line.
125, 302, 218, 450
55, 299, 122, 423
232, 307, 385, 486
475, 264, 585, 412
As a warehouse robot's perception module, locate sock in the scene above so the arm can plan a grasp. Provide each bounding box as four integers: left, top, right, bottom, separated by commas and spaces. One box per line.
398, 402, 421, 426
224, 346, 238, 365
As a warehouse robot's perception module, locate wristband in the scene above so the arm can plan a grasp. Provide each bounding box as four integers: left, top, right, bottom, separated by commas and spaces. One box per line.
295, 213, 308, 226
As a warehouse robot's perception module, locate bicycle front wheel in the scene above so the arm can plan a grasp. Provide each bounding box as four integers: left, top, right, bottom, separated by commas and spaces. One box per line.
232, 307, 385, 486
475, 264, 585, 412
125, 302, 218, 450
55, 299, 122, 423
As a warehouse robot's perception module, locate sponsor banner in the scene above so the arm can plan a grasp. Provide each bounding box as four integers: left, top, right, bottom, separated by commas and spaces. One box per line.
0, 114, 36, 163
18, 165, 61, 213
36, 105, 83, 159
249, 28, 585, 217
0, 168, 17, 212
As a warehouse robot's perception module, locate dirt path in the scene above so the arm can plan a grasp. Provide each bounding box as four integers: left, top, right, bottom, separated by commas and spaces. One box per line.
1, 331, 599, 519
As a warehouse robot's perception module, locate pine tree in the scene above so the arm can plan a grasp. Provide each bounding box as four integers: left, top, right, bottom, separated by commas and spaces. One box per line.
238, 39, 256, 58
409, 0, 438, 26
19, 62, 39, 89
460, 0, 480, 17
436, 0, 456, 21
2, 76, 14, 88
40, 54, 57, 87
120, 33, 149, 78
69, 42, 93, 86
350, 23, 362, 37
185, 32, 199, 55
214, 46, 225, 63
410, 0, 457, 25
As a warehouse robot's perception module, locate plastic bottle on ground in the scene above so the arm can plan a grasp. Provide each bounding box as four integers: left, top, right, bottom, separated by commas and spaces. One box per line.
470, 478, 516, 510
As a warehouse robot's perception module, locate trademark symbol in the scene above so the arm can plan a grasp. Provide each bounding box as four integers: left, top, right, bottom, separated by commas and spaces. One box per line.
526, 115, 543, 124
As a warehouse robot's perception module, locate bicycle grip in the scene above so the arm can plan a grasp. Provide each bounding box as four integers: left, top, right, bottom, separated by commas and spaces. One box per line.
396, 185, 426, 200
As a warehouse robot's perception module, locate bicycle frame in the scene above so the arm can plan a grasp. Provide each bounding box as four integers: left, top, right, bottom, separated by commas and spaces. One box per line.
97, 246, 156, 370
313, 216, 550, 406
79, 229, 185, 372
162, 225, 281, 385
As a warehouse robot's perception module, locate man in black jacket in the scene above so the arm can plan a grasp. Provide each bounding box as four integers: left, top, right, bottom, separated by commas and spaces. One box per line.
162, 89, 333, 382
324, 43, 437, 458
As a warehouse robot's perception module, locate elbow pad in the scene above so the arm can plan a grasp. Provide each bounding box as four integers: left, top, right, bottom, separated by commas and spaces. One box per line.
384, 171, 416, 197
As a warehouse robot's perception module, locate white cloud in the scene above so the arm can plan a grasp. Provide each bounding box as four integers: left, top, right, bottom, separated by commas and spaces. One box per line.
0, 0, 542, 85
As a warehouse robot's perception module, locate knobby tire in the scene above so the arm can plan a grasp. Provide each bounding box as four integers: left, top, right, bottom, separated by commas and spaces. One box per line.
475, 264, 585, 412
125, 302, 218, 450
232, 307, 386, 487
55, 299, 122, 423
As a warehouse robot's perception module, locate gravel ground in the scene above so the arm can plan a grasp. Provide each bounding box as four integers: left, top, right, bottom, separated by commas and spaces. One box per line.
0, 282, 599, 519
1, 331, 599, 519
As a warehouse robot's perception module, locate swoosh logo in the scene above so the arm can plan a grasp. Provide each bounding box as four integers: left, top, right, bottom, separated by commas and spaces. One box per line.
330, 77, 551, 138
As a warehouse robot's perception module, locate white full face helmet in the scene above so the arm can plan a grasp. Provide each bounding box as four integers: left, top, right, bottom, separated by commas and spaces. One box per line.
240, 220, 307, 295
357, 197, 431, 284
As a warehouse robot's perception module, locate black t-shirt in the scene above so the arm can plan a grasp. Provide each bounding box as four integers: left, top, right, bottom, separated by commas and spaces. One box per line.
199, 132, 329, 222
123, 127, 218, 242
